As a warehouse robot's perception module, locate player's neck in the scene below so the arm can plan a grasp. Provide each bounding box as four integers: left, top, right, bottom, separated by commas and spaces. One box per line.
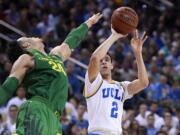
39, 48, 47, 55
102, 74, 112, 83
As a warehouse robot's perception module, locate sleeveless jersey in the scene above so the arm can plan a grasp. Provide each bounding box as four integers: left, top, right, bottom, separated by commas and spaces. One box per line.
23, 49, 68, 114
84, 72, 132, 135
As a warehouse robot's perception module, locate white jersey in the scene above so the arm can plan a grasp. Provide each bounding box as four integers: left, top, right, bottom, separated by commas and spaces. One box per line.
84, 72, 132, 135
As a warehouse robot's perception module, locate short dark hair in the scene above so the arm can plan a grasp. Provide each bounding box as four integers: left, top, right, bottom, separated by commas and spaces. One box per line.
106, 52, 112, 62
9, 104, 18, 112
77, 102, 86, 108
151, 101, 158, 105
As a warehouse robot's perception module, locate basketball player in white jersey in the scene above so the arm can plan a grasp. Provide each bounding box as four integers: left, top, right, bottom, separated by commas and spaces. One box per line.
84, 28, 149, 135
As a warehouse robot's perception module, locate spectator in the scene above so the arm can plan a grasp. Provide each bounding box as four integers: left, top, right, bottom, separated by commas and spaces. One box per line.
5, 104, 18, 134
66, 122, 84, 135
172, 79, 180, 101
36, 13, 53, 36
5, 2, 19, 26
162, 112, 178, 135
61, 110, 71, 135
145, 76, 157, 101
122, 108, 135, 130
155, 75, 175, 101
6, 86, 26, 111
29, 17, 41, 36
66, 61, 81, 96
146, 113, 158, 135
135, 103, 150, 127
156, 131, 168, 135
65, 100, 77, 118
149, 101, 164, 129
148, 61, 160, 84
17, 9, 30, 34
56, 16, 69, 42
138, 126, 147, 135
72, 103, 88, 132
128, 120, 139, 135
166, 46, 180, 66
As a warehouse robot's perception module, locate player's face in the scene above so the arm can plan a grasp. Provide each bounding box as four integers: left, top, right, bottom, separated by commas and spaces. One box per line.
18, 37, 44, 51
100, 54, 113, 77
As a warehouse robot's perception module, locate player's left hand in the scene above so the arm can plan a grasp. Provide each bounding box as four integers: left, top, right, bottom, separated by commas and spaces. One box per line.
130, 30, 148, 54
85, 13, 102, 28
111, 27, 128, 39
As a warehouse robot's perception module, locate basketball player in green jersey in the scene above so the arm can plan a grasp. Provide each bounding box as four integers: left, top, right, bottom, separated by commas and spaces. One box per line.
0, 13, 102, 135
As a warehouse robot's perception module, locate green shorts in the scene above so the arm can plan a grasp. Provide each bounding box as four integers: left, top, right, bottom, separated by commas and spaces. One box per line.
15, 96, 62, 135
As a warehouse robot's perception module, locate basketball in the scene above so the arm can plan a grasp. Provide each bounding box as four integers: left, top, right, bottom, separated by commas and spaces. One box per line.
111, 7, 139, 35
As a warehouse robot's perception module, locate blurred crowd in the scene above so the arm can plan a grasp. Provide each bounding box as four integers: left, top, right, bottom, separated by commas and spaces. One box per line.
0, 0, 180, 135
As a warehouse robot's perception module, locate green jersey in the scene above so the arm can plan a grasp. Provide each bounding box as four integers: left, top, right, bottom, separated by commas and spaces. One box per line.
23, 49, 68, 114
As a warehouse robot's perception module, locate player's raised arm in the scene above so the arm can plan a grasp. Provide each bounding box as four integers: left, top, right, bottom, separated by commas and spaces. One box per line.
127, 30, 149, 95
50, 13, 102, 61
0, 54, 33, 106
88, 28, 126, 83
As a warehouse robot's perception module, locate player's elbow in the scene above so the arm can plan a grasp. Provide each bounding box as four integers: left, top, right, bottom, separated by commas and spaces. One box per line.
90, 54, 100, 63
141, 79, 149, 88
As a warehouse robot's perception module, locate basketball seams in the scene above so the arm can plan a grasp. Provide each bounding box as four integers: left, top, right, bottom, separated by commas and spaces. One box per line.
117, 7, 137, 17
121, 9, 138, 22
112, 12, 137, 28
116, 10, 138, 27
111, 7, 138, 34
116, 13, 137, 27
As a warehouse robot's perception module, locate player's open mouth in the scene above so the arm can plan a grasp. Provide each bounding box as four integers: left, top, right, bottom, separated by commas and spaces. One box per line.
102, 66, 108, 69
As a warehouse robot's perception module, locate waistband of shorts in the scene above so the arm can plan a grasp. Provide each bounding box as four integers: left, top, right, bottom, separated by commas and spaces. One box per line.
29, 96, 60, 118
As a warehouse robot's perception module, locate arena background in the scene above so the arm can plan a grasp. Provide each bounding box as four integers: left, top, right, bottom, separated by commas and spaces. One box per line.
0, 0, 179, 135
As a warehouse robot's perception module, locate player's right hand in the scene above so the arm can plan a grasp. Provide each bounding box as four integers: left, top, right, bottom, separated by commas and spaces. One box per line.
111, 26, 127, 39
85, 13, 102, 28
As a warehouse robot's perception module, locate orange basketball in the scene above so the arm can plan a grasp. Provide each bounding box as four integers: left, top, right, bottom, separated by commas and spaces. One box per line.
111, 7, 139, 35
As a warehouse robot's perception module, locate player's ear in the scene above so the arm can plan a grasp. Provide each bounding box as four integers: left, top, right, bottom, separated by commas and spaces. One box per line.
21, 42, 30, 49
110, 62, 114, 70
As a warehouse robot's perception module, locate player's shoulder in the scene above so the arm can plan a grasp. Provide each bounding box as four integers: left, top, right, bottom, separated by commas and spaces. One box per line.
49, 53, 63, 61
119, 80, 131, 84
113, 80, 128, 84
18, 54, 32, 61
114, 80, 131, 89
16, 54, 34, 67
85, 72, 102, 82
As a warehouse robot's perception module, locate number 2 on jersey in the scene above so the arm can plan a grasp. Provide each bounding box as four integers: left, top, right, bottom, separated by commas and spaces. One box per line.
111, 101, 118, 118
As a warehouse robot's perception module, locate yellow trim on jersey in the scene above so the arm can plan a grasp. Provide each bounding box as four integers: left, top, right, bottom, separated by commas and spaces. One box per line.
120, 82, 125, 92
110, 80, 115, 84
85, 79, 103, 98
83, 86, 85, 96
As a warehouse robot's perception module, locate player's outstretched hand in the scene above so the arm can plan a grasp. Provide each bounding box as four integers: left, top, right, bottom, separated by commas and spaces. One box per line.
85, 13, 102, 28
111, 27, 127, 39
130, 29, 148, 54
